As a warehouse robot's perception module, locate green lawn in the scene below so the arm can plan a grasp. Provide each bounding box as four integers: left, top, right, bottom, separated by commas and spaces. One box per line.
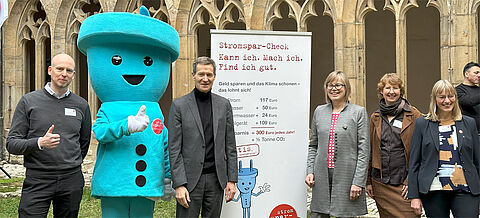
0, 177, 176, 218
1, 178, 311, 217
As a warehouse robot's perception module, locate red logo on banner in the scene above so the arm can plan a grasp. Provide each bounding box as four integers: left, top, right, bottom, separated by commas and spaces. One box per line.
151, 118, 163, 134
269, 204, 300, 218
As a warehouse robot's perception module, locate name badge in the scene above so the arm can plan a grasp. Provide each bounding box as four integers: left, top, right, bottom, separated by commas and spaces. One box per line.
393, 120, 402, 129
439, 125, 452, 132
65, 108, 76, 116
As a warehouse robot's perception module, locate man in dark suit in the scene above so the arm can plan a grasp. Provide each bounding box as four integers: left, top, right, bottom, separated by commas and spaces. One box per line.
168, 56, 238, 217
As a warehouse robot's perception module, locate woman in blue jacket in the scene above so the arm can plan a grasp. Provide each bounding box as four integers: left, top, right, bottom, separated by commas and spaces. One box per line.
408, 80, 480, 217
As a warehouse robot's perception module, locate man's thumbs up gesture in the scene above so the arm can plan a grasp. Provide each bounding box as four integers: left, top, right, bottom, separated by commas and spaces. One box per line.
39, 125, 61, 149
128, 105, 150, 133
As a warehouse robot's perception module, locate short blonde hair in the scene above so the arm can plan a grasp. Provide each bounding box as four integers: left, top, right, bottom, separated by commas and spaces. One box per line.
377, 73, 405, 99
426, 79, 462, 121
324, 71, 351, 104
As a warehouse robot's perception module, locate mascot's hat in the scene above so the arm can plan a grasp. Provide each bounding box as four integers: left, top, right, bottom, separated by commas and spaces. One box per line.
77, 6, 179, 62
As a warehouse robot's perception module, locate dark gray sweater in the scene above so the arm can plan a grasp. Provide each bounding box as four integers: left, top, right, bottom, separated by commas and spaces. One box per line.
6, 88, 91, 171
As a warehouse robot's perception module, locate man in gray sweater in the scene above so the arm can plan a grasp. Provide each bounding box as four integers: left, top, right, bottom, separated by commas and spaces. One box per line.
6, 53, 91, 217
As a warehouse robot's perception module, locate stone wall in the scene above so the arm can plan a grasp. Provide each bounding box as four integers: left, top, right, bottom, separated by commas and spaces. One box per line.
3, 0, 480, 162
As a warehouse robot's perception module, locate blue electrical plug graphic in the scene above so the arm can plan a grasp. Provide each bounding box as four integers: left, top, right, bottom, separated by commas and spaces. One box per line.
233, 159, 270, 218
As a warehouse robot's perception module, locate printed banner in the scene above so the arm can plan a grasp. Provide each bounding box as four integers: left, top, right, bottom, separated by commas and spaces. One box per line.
0, 0, 7, 27
211, 30, 311, 218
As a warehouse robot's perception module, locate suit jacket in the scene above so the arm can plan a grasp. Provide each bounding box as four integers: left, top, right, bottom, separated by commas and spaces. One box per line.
168, 90, 238, 192
306, 102, 370, 217
408, 116, 480, 199
368, 105, 422, 186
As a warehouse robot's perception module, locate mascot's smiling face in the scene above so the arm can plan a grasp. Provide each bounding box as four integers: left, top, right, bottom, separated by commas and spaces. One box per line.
86, 44, 171, 102
77, 8, 179, 103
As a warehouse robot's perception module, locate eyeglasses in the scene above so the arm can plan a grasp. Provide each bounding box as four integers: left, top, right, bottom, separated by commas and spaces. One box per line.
327, 83, 345, 90
54, 67, 75, 74
436, 95, 455, 102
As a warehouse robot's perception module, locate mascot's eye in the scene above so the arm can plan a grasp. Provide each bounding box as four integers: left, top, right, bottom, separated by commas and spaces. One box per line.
112, 55, 122, 65
143, 56, 153, 66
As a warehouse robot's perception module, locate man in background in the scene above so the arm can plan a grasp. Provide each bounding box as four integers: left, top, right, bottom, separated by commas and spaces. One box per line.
456, 62, 480, 135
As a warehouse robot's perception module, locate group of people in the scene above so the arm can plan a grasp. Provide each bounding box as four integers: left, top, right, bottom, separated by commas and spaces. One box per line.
5, 52, 480, 218
5, 55, 237, 218
306, 62, 480, 218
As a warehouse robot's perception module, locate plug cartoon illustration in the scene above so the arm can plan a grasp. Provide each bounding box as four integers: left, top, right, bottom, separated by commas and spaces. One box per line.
77, 6, 179, 217
233, 159, 271, 218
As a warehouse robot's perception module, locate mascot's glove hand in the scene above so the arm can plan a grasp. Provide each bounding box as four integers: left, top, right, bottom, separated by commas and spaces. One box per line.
146, 178, 175, 202
128, 105, 150, 133
162, 178, 175, 200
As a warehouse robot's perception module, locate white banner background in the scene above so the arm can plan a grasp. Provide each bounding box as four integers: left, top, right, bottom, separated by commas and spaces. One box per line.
211, 30, 311, 218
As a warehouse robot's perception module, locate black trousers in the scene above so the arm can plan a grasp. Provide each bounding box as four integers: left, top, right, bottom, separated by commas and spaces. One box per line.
176, 173, 224, 218
18, 168, 84, 218
420, 190, 480, 218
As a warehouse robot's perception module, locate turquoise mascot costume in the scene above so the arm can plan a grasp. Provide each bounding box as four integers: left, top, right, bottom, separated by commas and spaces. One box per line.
77, 6, 179, 217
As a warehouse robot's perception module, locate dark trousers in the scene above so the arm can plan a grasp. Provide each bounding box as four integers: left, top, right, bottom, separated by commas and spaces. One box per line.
420, 190, 480, 218
176, 173, 224, 218
18, 168, 84, 218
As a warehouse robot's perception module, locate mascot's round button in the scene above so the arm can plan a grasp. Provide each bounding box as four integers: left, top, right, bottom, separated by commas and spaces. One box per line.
136, 144, 147, 156
135, 175, 146, 187
152, 118, 163, 134
136, 160, 147, 171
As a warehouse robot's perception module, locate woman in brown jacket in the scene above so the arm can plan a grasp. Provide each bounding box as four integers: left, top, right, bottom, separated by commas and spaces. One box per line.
366, 73, 422, 217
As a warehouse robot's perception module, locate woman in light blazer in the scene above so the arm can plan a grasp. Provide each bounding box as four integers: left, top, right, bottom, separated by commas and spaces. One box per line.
408, 80, 480, 217
305, 71, 370, 218
366, 73, 422, 218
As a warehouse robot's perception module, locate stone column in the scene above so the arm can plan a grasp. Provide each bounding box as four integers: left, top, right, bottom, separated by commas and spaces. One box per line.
172, 9, 195, 99
88, 78, 98, 121
35, 40, 46, 90
447, 1, 477, 85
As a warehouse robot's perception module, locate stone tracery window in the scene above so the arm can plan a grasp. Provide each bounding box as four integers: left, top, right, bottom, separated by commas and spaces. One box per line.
189, 0, 246, 30
364, 0, 396, 114
66, 0, 102, 107
220, 3, 246, 30
270, 1, 297, 31
18, 0, 50, 92
406, 0, 441, 112
358, 0, 443, 112
305, 0, 334, 120
266, 0, 334, 119
127, 0, 170, 23
265, 0, 334, 31
67, 0, 101, 43
189, 0, 246, 57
